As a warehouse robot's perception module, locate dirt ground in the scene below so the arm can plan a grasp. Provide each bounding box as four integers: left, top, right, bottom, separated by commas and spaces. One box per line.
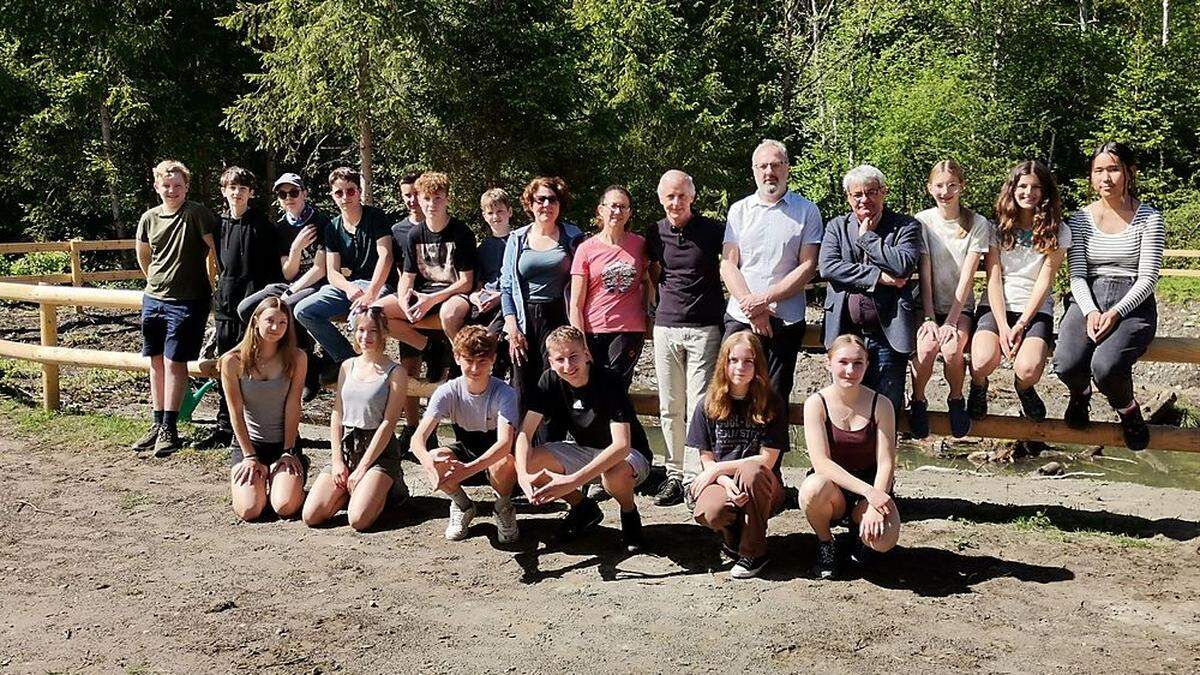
2, 431, 1199, 674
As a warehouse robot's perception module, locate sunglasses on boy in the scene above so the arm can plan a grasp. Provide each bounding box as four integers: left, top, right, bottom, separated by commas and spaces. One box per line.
275, 188, 302, 199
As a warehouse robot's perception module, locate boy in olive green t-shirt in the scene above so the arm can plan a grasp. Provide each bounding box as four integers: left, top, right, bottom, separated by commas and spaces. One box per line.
131, 160, 217, 457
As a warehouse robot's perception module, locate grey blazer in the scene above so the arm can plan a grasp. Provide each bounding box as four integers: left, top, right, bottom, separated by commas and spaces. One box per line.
819, 208, 922, 354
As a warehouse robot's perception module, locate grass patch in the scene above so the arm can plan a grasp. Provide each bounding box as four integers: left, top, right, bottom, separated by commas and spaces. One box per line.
0, 357, 43, 379
118, 490, 153, 511
956, 509, 1155, 549
1153, 277, 1200, 304
0, 399, 146, 448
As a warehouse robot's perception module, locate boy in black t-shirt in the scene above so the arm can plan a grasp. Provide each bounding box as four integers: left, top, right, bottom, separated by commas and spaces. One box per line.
470, 187, 512, 336
516, 326, 650, 551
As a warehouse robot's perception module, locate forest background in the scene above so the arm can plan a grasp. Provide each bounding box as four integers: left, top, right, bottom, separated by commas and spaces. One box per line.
1, 0, 1197, 250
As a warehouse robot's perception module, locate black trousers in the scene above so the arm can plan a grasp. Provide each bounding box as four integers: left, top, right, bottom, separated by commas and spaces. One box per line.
213, 317, 244, 434
586, 331, 645, 389
511, 300, 569, 414
723, 314, 805, 404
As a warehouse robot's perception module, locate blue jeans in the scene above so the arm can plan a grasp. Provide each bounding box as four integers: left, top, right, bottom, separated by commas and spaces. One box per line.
864, 334, 908, 417
293, 280, 394, 363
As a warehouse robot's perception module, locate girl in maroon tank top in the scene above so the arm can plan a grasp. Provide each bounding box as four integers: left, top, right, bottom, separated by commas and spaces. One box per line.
799, 334, 901, 580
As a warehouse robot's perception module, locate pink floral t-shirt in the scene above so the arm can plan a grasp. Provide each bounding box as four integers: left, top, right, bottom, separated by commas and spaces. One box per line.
570, 232, 648, 333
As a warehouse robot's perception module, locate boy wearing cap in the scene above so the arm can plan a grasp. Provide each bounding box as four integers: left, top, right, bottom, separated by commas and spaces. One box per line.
235, 172, 332, 399
131, 160, 218, 457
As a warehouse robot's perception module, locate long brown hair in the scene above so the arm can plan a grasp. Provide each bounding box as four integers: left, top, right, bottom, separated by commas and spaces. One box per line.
235, 296, 298, 378
994, 160, 1063, 254
703, 332, 780, 425
927, 159, 977, 238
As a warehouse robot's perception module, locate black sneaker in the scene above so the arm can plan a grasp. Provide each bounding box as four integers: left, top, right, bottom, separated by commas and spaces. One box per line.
1118, 405, 1150, 451
730, 554, 769, 579
653, 477, 684, 506
849, 533, 876, 567
193, 428, 232, 452
967, 380, 988, 420
1064, 392, 1091, 430
153, 426, 183, 458
620, 509, 645, 553
1015, 382, 1047, 422
719, 540, 739, 562
907, 399, 930, 439
556, 498, 603, 542
947, 397, 971, 438
131, 423, 161, 453
813, 538, 840, 580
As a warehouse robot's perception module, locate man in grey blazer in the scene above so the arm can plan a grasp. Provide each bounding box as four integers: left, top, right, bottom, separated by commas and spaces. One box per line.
819, 165, 922, 416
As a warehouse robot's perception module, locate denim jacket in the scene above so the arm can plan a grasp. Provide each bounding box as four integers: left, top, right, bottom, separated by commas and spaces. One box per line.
499, 221, 585, 334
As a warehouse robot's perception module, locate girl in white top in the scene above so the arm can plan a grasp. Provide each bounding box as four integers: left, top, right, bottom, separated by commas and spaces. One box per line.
910, 160, 991, 439
969, 160, 1070, 422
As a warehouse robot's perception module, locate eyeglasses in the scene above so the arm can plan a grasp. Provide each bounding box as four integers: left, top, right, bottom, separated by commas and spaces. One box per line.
532, 194, 559, 205
275, 188, 301, 199
755, 161, 787, 172
848, 187, 882, 202
603, 203, 630, 212
333, 187, 359, 198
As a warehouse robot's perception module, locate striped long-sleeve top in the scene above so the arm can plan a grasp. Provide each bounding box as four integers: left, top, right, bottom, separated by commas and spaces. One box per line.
1066, 204, 1165, 317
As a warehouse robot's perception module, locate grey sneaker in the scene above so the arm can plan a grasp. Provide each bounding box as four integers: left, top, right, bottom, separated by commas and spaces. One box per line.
494, 498, 519, 544
132, 423, 161, 453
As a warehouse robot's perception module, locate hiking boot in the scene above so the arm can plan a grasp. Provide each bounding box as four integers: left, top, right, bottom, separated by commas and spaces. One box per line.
153, 426, 183, 458
907, 399, 930, 439
967, 381, 988, 420
947, 397, 971, 438
1118, 405, 1150, 452
1015, 382, 1047, 422
1064, 392, 1092, 430
193, 428, 232, 452
620, 508, 645, 553
813, 538, 840, 580
730, 554, 769, 579
653, 476, 684, 507
131, 423, 161, 453
494, 498, 519, 544
556, 498, 603, 542
445, 500, 477, 541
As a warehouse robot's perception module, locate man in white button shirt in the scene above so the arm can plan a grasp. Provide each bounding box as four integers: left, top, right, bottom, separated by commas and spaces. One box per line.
719, 139, 824, 404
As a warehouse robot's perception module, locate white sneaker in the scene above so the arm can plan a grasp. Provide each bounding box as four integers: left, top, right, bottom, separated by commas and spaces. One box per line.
494, 499, 519, 544
445, 501, 476, 541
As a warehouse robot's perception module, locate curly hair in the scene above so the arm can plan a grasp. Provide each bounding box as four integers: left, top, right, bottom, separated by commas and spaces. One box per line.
414, 171, 450, 196
703, 332, 780, 426
452, 325, 498, 360
994, 160, 1062, 254
520, 176, 571, 224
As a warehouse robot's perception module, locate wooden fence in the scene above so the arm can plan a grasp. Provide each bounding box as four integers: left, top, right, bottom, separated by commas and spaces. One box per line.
0, 239, 143, 286
1, 281, 1198, 453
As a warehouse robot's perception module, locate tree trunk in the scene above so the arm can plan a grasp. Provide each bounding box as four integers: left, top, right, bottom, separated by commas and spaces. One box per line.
98, 97, 123, 238
357, 43, 374, 205
1162, 0, 1169, 46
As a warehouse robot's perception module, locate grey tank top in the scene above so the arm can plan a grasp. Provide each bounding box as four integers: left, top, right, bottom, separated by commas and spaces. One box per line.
340, 360, 398, 430
239, 374, 290, 443
519, 239, 570, 303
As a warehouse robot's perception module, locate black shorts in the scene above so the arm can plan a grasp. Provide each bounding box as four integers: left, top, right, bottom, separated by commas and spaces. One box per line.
141, 296, 210, 362
807, 467, 893, 526
975, 307, 1055, 348
934, 311, 976, 332
445, 441, 496, 486
230, 440, 309, 473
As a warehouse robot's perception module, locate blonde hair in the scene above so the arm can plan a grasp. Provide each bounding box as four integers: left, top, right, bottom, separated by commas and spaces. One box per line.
233, 296, 298, 378
927, 159, 977, 238
480, 188, 511, 210
153, 160, 191, 185
545, 325, 586, 352
415, 172, 451, 196
827, 334, 869, 362
703, 332, 780, 425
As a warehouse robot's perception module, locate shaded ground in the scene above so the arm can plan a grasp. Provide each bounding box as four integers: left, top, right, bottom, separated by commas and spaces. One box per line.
1, 415, 1199, 673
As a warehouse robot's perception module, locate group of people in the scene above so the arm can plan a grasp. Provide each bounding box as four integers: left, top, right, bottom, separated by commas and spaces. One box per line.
128, 137, 1163, 580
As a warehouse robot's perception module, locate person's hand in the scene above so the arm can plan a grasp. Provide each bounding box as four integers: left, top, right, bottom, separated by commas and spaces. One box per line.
917, 319, 939, 343
408, 292, 439, 321
517, 469, 544, 501
233, 457, 266, 486
749, 312, 773, 338
331, 458, 350, 490
936, 322, 958, 348
878, 272, 907, 288
530, 469, 579, 505
1089, 309, 1119, 343
689, 467, 718, 499
346, 285, 365, 304
719, 476, 749, 508
1005, 317, 1026, 357
858, 215, 874, 235
274, 453, 304, 477
291, 224, 317, 255
438, 460, 472, 491
506, 319, 528, 366
738, 292, 770, 319
859, 505, 886, 543
347, 466, 367, 493
472, 289, 500, 314
865, 487, 894, 517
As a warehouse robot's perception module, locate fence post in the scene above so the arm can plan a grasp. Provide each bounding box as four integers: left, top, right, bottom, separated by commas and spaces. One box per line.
37, 284, 60, 411
68, 239, 84, 314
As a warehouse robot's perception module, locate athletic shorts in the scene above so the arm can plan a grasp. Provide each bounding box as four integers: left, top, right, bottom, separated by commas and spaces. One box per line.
543, 441, 651, 487
974, 308, 1055, 348
141, 296, 210, 362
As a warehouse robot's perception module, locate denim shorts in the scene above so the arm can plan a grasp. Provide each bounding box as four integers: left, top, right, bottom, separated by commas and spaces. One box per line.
543, 441, 651, 487
141, 296, 210, 361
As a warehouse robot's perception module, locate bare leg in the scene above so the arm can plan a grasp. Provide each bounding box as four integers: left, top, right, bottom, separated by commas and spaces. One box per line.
911, 331, 940, 402
1013, 337, 1050, 390
942, 317, 972, 399
524, 446, 581, 506
851, 498, 901, 552
969, 331, 1002, 386
302, 473, 348, 527
599, 461, 637, 512
347, 470, 394, 531
164, 359, 190, 412
439, 296, 471, 339
269, 465, 306, 518
373, 295, 430, 350
799, 473, 848, 542
487, 455, 518, 498
148, 355, 166, 411
230, 466, 267, 522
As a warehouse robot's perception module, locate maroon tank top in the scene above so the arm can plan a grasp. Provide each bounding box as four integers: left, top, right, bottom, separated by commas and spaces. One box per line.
819, 392, 879, 473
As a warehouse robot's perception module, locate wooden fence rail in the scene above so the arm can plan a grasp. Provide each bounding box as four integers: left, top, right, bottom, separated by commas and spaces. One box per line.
1, 281, 1198, 453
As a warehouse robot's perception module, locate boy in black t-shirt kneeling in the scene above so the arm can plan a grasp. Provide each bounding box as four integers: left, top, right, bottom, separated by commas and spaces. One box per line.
516, 326, 652, 551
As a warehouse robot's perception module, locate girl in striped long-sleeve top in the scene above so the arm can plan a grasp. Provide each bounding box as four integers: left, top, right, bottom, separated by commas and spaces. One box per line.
1054, 142, 1164, 450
